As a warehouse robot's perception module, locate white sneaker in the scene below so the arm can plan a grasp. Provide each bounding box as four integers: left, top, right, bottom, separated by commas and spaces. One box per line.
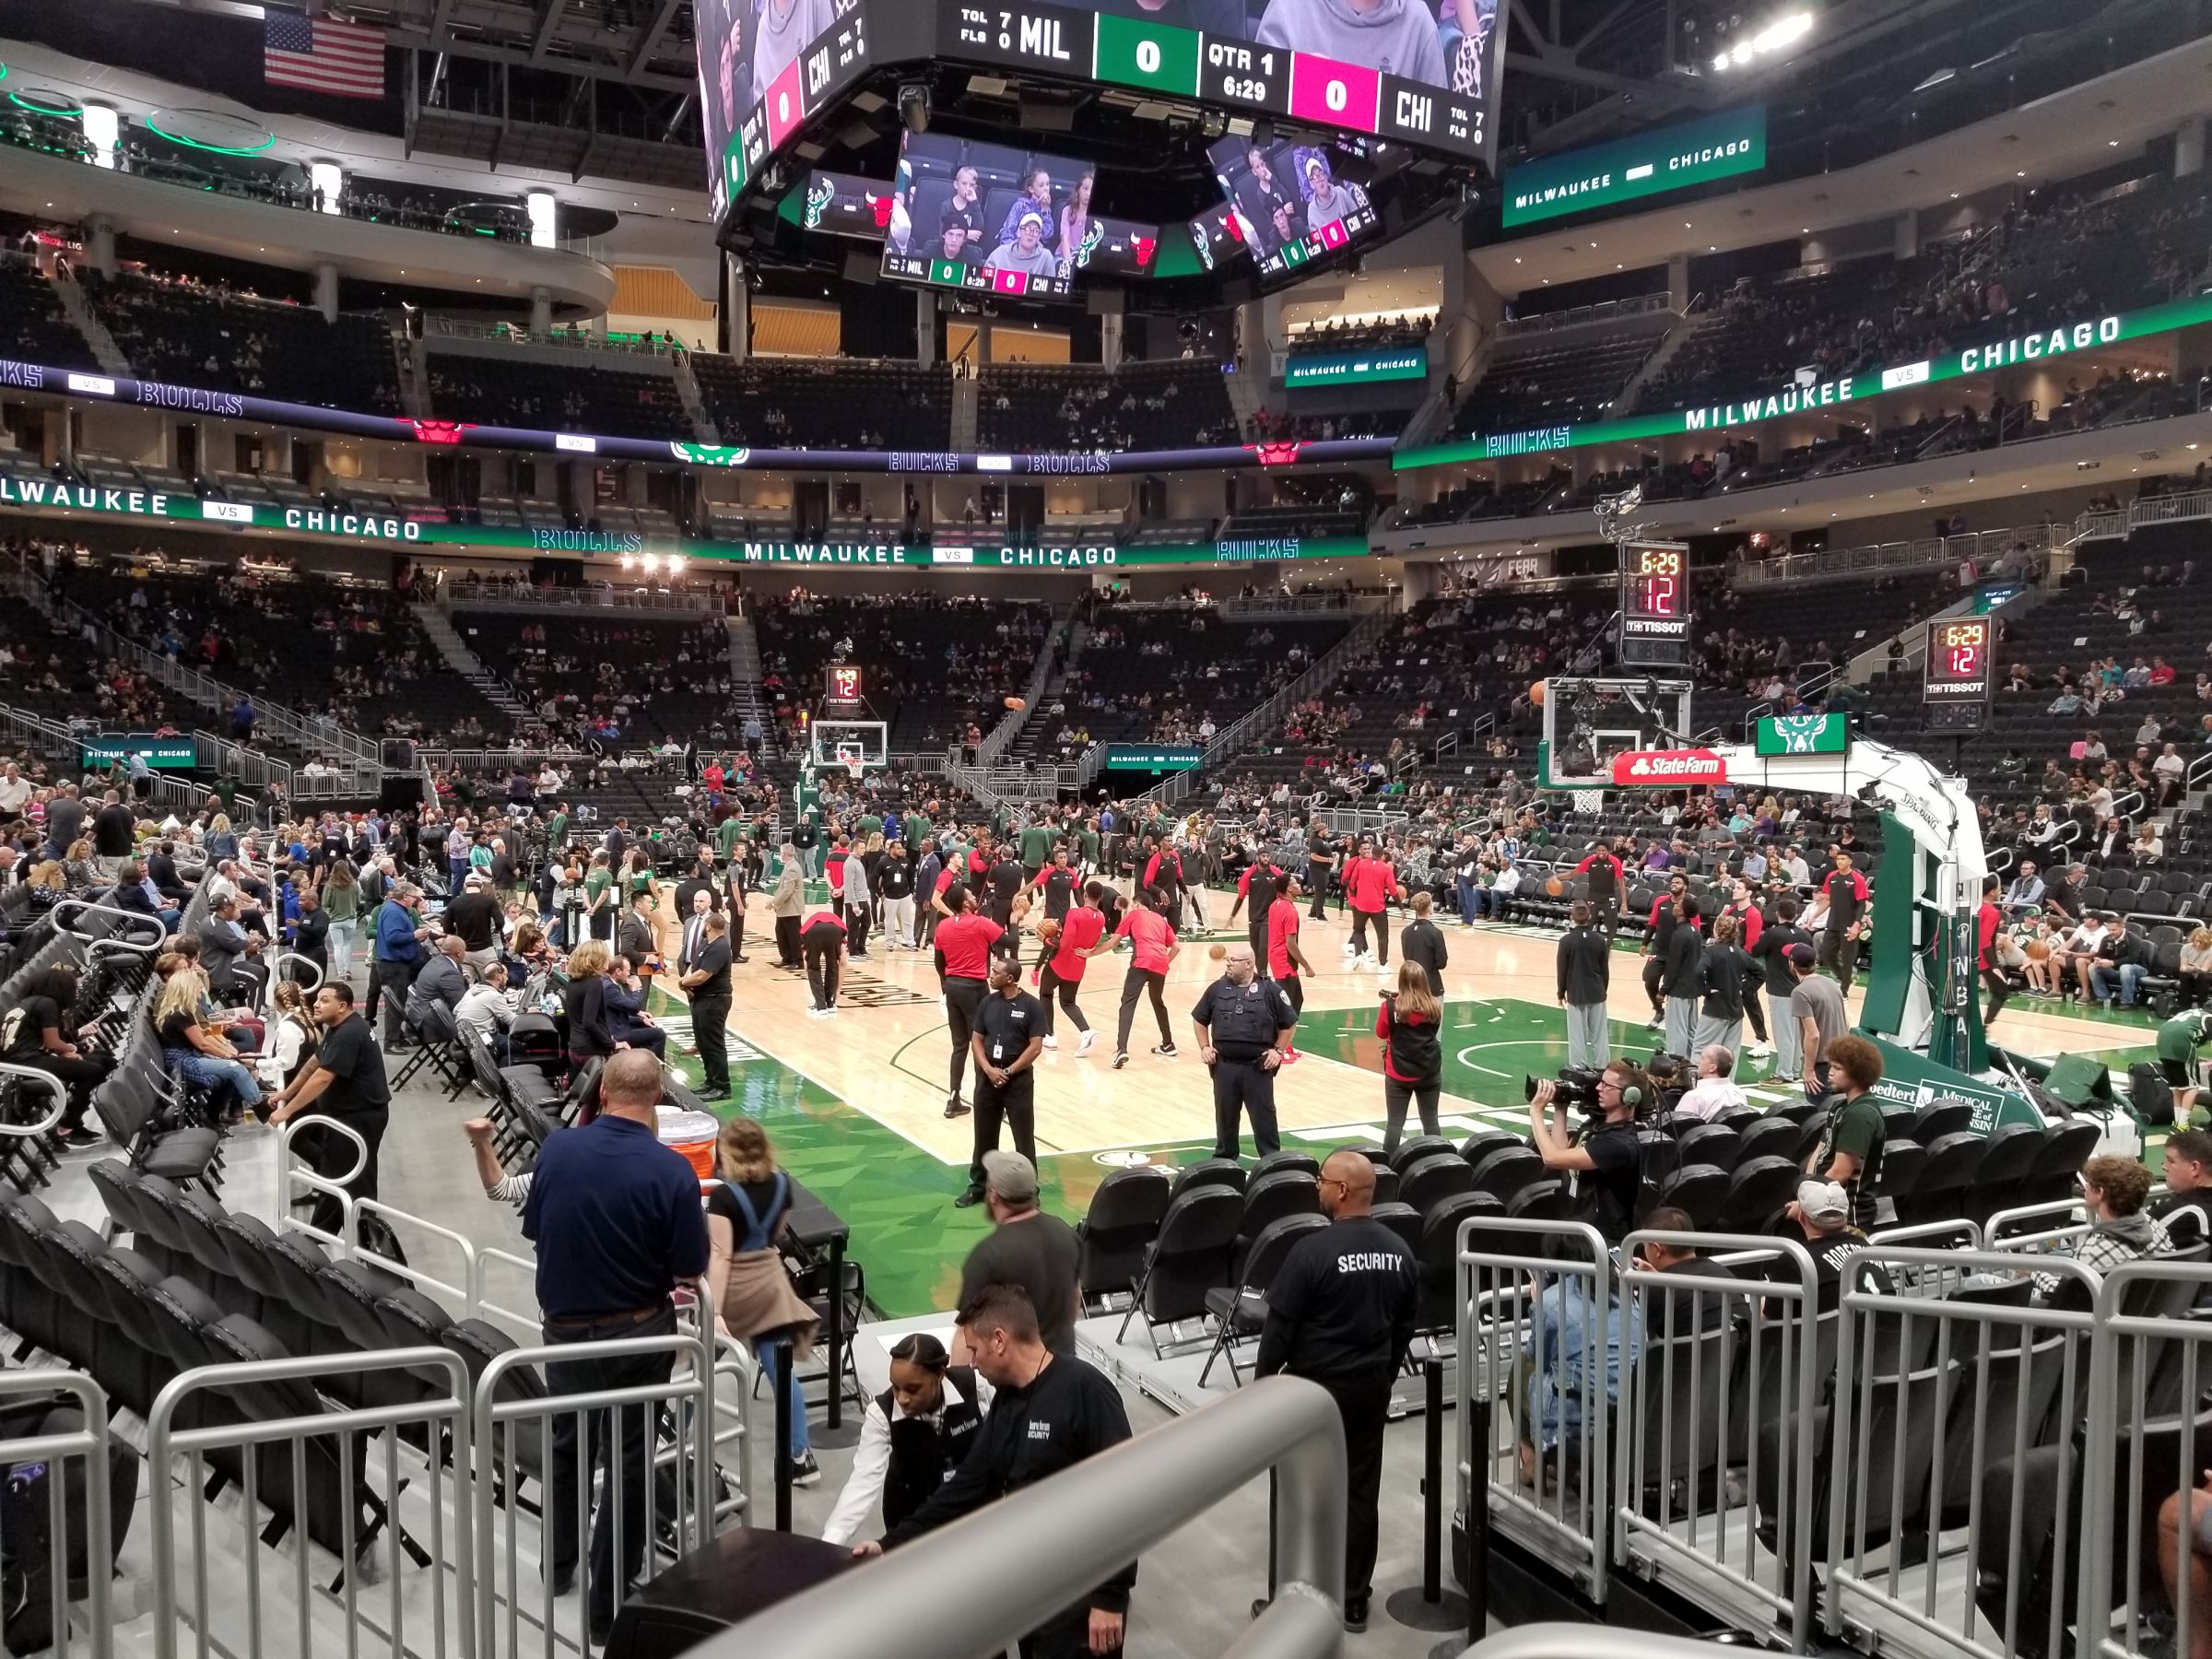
1342, 941, 1359, 958
1077, 1030, 1097, 1055
1747, 1041, 1773, 1058
1042, 1034, 1060, 1050
1376, 967, 1394, 990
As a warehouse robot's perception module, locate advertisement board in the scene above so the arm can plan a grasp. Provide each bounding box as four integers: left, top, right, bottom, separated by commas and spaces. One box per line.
1501, 104, 1767, 228
81, 734, 197, 770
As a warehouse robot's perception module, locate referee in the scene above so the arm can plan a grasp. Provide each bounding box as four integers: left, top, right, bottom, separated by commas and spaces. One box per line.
1191, 943, 1297, 1160
1253, 1149, 1415, 1634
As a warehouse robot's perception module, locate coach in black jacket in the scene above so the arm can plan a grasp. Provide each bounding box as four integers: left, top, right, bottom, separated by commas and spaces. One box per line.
1556, 900, 1611, 1070
1397, 891, 1450, 995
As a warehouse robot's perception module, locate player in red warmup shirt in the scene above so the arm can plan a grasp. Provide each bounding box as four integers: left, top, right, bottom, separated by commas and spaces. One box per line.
1090, 887, 1180, 1069
1342, 839, 1404, 970
1267, 875, 1317, 1063
1036, 884, 1107, 1055
934, 883, 1006, 1118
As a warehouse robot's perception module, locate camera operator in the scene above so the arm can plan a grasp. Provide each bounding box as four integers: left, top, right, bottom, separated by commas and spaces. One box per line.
1528, 1058, 1653, 1246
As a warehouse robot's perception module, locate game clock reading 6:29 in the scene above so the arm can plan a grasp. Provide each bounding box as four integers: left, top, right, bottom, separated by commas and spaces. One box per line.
1923, 618, 1992, 698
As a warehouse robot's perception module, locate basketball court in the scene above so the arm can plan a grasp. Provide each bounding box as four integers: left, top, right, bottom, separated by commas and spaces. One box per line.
644, 890, 2167, 1318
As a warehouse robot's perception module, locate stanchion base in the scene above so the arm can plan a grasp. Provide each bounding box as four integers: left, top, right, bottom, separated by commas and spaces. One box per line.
1428, 1636, 1474, 1659
809, 1421, 863, 1451
1386, 1586, 1471, 1632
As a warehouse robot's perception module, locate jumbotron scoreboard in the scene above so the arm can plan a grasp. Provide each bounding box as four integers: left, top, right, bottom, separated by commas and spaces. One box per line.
1617, 541, 1692, 667
1923, 616, 1993, 733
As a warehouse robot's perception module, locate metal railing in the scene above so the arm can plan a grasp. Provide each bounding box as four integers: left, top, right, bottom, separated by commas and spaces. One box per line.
439, 581, 722, 616
1735, 522, 2058, 589
0, 1371, 114, 1659
1494, 291, 1675, 339
429, 317, 688, 360
700, 1374, 1347, 1659
976, 602, 1075, 769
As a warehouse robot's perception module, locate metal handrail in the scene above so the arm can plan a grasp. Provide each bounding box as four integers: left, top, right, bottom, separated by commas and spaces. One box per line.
0, 1371, 113, 1655
0, 1064, 72, 1139
49, 897, 169, 955
440, 580, 721, 615
698, 1375, 1347, 1659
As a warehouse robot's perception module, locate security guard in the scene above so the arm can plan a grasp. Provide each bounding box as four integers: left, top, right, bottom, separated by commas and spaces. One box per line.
1191, 942, 1298, 1160
957, 956, 1045, 1207
1254, 1150, 1416, 1634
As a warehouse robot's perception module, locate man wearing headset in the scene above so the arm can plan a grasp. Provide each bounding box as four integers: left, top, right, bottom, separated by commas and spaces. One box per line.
1528, 1059, 1653, 1246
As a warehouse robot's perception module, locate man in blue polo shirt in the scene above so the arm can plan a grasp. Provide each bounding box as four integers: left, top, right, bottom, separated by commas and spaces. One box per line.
522, 1050, 709, 1642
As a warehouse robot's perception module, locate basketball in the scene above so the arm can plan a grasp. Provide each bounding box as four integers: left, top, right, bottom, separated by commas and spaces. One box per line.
1038, 916, 1061, 943
2025, 939, 2051, 960
1208, 943, 1228, 960
1530, 679, 1547, 708
1005, 696, 1027, 712
1545, 876, 1565, 897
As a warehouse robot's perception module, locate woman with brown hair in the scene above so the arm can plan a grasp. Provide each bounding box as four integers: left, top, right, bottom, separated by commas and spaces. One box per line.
1375, 958, 1443, 1154
561, 938, 618, 1071
705, 1117, 821, 1486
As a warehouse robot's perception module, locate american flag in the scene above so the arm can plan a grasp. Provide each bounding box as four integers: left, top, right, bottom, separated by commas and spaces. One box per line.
264, 9, 387, 100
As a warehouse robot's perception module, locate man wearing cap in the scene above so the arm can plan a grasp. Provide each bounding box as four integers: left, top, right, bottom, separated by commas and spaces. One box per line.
1783, 1178, 1865, 1312
955, 1151, 1080, 1357
443, 871, 506, 976
935, 217, 977, 265
983, 213, 1063, 279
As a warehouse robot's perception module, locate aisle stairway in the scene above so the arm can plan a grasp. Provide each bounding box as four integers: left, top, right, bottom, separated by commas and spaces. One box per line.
49, 265, 131, 376
672, 351, 720, 442
413, 603, 531, 725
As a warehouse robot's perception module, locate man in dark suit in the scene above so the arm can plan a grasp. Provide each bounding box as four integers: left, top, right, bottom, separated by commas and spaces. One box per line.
674, 855, 721, 922
616, 889, 658, 980
678, 910, 735, 1100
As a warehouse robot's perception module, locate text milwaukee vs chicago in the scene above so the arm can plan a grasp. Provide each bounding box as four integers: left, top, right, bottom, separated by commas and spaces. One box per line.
1611, 748, 1728, 784
1682, 315, 2124, 432
1512, 136, 1756, 215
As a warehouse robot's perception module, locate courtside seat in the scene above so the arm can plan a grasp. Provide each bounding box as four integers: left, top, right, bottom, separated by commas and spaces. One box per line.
1235, 1171, 1322, 1252
1167, 1159, 1247, 1203
1718, 1157, 1802, 1232
1075, 1165, 1172, 1309
1200, 1213, 1330, 1388
1459, 1130, 1522, 1170
1369, 1201, 1422, 1259
1117, 1184, 1242, 1359
1653, 1164, 1729, 1230
1401, 1153, 1476, 1218
1967, 1124, 2047, 1225
1252, 1150, 1321, 1182
1899, 1132, 1987, 1228
2022, 1121, 2102, 1207
1735, 1116, 1802, 1167
1675, 1124, 1742, 1174
1469, 1144, 1546, 1205
1390, 1135, 1457, 1173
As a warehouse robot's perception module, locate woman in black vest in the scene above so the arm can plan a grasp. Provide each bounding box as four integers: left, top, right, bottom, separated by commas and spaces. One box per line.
1376, 959, 1444, 1155
819, 1333, 992, 1545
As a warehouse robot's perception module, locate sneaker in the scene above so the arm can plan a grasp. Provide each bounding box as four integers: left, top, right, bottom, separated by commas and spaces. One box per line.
1280, 1048, 1300, 1065
59, 1127, 102, 1149
1152, 1043, 1179, 1059
1746, 1041, 1773, 1058
1077, 1030, 1097, 1055
822, 1006, 838, 1018
790, 1451, 822, 1488
1112, 1051, 1129, 1069
1341, 941, 1359, 957
953, 1186, 986, 1208
1646, 1016, 1665, 1030
945, 1096, 971, 1118
1042, 1033, 1059, 1050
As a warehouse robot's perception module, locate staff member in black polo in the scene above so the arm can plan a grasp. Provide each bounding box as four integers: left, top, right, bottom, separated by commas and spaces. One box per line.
957, 957, 1045, 1208
678, 909, 735, 1100
1192, 942, 1298, 1161
1254, 1149, 1416, 1635
267, 982, 391, 1246
855, 1284, 1135, 1656
520, 1050, 709, 1644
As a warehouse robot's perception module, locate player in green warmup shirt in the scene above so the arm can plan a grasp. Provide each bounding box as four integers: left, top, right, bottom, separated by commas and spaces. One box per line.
715, 812, 746, 860
546, 808, 569, 856
859, 812, 883, 843
2157, 1007, 2212, 1124
1077, 821, 1101, 877
905, 811, 932, 853
1018, 820, 1053, 874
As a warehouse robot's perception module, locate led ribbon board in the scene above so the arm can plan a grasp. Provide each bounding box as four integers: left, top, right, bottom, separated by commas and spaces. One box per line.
1283, 347, 1428, 388
1501, 104, 1767, 228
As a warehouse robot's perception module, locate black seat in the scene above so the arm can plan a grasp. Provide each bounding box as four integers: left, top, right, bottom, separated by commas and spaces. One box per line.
1235, 1171, 1322, 1247
1199, 1213, 1331, 1388
1371, 1165, 1402, 1206
441, 1318, 548, 1480
1909, 1099, 1974, 1144
1369, 1200, 1422, 1259
1718, 1156, 1803, 1232
1504, 1182, 1571, 1225
1966, 1123, 2046, 1224
1386, 1146, 1465, 1212
1167, 1159, 1248, 1204
1075, 1165, 1171, 1309
1654, 1164, 1730, 1230
1898, 1132, 1987, 1228
1251, 1150, 1320, 1182
1459, 1130, 1522, 1170
1736, 1116, 1804, 1167
1390, 1135, 1456, 1174
1676, 1123, 1742, 1173
1874, 1138, 1926, 1209
1117, 1185, 1243, 1358
2022, 1121, 2101, 1206
1469, 1144, 1547, 1205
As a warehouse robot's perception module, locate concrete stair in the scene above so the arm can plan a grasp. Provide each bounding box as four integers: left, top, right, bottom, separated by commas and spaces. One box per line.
49, 265, 131, 376
389, 318, 432, 419
949, 374, 980, 451
414, 602, 531, 724
672, 351, 720, 442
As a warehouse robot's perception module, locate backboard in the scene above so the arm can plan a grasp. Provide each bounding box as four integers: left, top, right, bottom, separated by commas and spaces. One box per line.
809, 718, 888, 775
1536, 676, 1697, 789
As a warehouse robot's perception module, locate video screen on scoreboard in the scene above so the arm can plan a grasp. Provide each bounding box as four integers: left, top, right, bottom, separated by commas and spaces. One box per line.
1209, 135, 1381, 278
1187, 201, 1248, 274
700, 0, 870, 216
880, 132, 1100, 300
792, 170, 894, 238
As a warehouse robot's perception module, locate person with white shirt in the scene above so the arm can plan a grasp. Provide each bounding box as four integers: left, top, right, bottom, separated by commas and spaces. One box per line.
1672, 1046, 1749, 1123
819, 1331, 993, 1547
0, 763, 33, 816
2057, 913, 2114, 1001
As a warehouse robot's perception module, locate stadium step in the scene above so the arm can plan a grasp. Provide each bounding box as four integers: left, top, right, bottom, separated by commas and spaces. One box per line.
949, 374, 980, 451
671, 350, 720, 443
1611, 305, 1700, 413
388, 316, 432, 419
47, 264, 133, 378
413, 603, 531, 724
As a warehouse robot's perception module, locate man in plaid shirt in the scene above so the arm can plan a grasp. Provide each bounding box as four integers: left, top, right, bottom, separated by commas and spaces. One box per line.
2034, 1155, 2175, 1302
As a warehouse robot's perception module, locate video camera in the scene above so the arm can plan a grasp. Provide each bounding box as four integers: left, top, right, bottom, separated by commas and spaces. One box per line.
1525, 1066, 1607, 1112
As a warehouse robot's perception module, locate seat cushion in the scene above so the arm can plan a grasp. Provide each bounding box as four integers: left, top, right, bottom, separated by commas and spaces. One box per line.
138, 1129, 219, 1181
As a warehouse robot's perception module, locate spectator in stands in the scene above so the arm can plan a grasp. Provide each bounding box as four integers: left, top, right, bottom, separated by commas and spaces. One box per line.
1783, 1180, 1867, 1312
2181, 928, 2212, 1008
454, 961, 519, 1065
2, 964, 107, 1146
1672, 1046, 1748, 1124
113, 856, 181, 935
405, 935, 469, 1032
153, 964, 263, 1125
2033, 1155, 2174, 1301
371, 884, 430, 1050
2156, 1130, 2212, 1249
199, 895, 268, 1005
603, 954, 666, 1057
2091, 923, 2155, 1008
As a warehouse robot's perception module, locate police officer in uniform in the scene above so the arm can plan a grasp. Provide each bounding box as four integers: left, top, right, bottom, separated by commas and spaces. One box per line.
1254, 1149, 1416, 1635
1191, 942, 1298, 1160
959, 956, 1045, 1207
819, 1332, 992, 1545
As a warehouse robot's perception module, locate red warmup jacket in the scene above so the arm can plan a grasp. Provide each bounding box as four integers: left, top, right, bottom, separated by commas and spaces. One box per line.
1345, 856, 1398, 914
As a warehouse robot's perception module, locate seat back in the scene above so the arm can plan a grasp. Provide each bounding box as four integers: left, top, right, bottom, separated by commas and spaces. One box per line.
1237, 1214, 1330, 1296
1736, 1117, 1803, 1167
1401, 1153, 1477, 1217
1141, 1186, 1243, 1324
1676, 1123, 1742, 1172
1470, 1145, 1547, 1205
1251, 1150, 1320, 1182
1167, 1159, 1248, 1204
1237, 1170, 1321, 1240
1718, 1156, 1803, 1232
1390, 1135, 1456, 1174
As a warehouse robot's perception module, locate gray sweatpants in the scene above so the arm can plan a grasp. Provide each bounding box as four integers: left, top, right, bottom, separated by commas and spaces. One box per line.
1768, 992, 1802, 1078
1664, 995, 1699, 1061
1692, 1014, 1743, 1060
1564, 1001, 1610, 1070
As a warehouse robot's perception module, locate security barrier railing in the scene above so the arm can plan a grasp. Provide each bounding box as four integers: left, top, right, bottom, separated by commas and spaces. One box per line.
1462, 1217, 2212, 1659
0, 1371, 114, 1659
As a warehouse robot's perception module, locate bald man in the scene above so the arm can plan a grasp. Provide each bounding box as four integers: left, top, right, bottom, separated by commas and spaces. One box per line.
1253, 1150, 1417, 1634
1191, 940, 1299, 1160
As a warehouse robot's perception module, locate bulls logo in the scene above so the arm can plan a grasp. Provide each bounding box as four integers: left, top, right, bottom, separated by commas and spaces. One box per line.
1251, 441, 1305, 467
406, 420, 469, 446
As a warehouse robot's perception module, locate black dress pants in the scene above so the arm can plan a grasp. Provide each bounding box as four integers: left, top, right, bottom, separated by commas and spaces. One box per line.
299, 1105, 386, 1245
774, 914, 802, 967
945, 976, 989, 1098
968, 1069, 1036, 1193
1307, 1368, 1394, 1602
803, 931, 841, 1009
691, 994, 732, 1091
545, 1302, 677, 1625
1209, 1054, 1280, 1160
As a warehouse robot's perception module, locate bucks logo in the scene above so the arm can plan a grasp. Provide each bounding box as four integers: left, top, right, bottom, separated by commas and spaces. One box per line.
803, 175, 835, 230
1771, 714, 1840, 754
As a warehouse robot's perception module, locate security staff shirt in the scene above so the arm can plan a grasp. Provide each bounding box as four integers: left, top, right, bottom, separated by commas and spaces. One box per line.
974, 989, 1044, 1069
1254, 1216, 1416, 1381
1191, 974, 1297, 1060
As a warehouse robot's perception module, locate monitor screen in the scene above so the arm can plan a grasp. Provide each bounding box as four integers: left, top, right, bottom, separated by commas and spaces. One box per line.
1077, 216, 1165, 279
788, 170, 897, 238
700, 0, 872, 216
1186, 201, 1247, 274
880, 133, 1099, 300
1209, 135, 1381, 278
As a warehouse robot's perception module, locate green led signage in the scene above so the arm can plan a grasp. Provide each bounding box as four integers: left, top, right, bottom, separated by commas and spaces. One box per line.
1104, 745, 1205, 771
1502, 104, 1768, 229
81, 734, 197, 770
1754, 714, 1850, 758
1283, 347, 1428, 389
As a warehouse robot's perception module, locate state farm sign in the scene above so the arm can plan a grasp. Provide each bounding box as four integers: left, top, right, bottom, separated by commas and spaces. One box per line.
1610, 747, 1728, 786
